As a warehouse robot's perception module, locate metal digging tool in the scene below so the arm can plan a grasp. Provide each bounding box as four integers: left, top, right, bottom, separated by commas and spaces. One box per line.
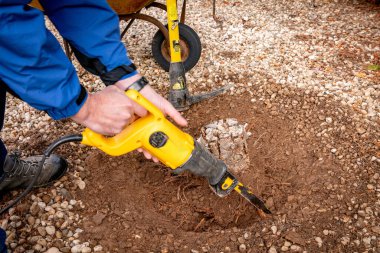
166, 0, 231, 111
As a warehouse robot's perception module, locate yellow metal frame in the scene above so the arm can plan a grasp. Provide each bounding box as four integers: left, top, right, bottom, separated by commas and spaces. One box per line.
166, 0, 182, 64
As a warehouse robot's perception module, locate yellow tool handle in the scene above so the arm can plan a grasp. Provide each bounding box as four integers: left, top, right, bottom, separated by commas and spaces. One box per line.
81, 89, 194, 169
166, 0, 182, 63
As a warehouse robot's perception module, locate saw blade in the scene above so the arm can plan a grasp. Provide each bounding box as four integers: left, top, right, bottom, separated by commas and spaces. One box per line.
233, 182, 272, 215
216, 171, 271, 216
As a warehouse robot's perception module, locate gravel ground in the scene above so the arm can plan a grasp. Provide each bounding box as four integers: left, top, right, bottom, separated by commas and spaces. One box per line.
1, 0, 379, 252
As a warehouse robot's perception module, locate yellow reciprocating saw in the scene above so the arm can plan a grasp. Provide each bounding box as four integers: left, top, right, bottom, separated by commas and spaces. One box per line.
81, 89, 271, 216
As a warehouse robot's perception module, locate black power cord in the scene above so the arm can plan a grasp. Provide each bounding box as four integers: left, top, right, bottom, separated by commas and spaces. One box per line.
0, 134, 82, 215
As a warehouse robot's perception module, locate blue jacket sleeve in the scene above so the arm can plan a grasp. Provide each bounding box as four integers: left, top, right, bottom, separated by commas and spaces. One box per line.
0, 3, 87, 120
39, 0, 138, 83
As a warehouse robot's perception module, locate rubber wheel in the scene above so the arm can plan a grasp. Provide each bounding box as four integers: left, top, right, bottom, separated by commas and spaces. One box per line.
152, 23, 202, 72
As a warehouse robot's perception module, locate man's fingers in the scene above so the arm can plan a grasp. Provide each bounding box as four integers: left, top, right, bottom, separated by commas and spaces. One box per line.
132, 101, 148, 118
138, 149, 160, 163
143, 150, 152, 159
115, 85, 147, 118
164, 102, 188, 127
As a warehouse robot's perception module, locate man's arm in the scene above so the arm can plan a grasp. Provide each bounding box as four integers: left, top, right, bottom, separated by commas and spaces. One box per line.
0, 3, 147, 135
0, 4, 86, 120
39, 0, 138, 85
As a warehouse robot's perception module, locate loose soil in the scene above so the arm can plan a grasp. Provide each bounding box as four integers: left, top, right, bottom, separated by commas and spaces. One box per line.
76, 91, 346, 253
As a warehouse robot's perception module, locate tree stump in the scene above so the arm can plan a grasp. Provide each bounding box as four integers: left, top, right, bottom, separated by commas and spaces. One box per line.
198, 118, 251, 175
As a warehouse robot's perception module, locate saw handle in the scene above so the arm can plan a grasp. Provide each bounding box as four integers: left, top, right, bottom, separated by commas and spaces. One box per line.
81, 89, 194, 169
127, 89, 165, 119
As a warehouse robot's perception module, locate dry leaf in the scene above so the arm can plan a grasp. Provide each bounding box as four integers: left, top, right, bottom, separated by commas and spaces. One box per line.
355, 72, 367, 78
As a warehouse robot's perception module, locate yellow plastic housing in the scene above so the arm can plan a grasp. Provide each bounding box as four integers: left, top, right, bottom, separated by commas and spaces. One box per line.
81, 90, 194, 169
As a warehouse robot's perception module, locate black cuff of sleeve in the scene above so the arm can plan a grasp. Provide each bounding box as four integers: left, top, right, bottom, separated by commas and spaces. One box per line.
100, 64, 137, 86
125, 77, 149, 92
76, 85, 87, 106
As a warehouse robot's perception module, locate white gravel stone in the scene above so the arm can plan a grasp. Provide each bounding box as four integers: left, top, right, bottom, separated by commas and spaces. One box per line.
268, 246, 277, 253
46, 226, 56, 236
372, 226, 380, 235
76, 179, 86, 190
37, 226, 46, 236
93, 245, 103, 252
290, 245, 301, 251
71, 245, 82, 253
34, 244, 43, 251
238, 244, 247, 252
367, 184, 374, 190
363, 237, 371, 248
44, 247, 61, 253
315, 237, 323, 247
81, 247, 91, 253
341, 236, 350, 245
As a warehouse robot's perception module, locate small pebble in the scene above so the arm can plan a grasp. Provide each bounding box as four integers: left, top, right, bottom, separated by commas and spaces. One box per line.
81, 247, 91, 253
93, 245, 103, 252
71, 245, 82, 253
367, 184, 374, 190
371, 226, 380, 235
44, 247, 61, 253
268, 246, 277, 253
238, 244, 247, 252
46, 226, 56, 236
76, 180, 86, 190
290, 245, 301, 251
38, 226, 46, 237
315, 237, 323, 247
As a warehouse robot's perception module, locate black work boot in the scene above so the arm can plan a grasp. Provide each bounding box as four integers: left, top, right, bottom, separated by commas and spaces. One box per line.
0, 152, 68, 192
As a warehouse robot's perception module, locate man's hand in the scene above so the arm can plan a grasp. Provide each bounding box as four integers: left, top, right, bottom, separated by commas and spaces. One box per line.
115, 75, 188, 162
71, 85, 147, 136
115, 74, 188, 127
